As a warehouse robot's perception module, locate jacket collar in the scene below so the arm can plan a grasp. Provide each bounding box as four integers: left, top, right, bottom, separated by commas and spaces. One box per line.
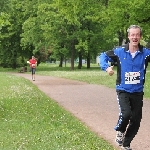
123, 43, 143, 52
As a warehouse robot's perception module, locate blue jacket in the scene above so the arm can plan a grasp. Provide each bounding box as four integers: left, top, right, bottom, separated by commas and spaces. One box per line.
100, 43, 150, 93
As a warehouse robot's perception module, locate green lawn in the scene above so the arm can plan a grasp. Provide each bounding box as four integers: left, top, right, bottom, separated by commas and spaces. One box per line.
0, 72, 115, 150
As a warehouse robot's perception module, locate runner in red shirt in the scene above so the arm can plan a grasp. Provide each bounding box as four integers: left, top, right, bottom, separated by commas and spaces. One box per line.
29, 56, 37, 81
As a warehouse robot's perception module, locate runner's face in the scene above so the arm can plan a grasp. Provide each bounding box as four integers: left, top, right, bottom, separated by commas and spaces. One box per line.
128, 28, 141, 46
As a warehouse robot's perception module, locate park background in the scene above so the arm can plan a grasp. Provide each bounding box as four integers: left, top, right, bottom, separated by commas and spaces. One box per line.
1, 0, 150, 150
1, 0, 150, 70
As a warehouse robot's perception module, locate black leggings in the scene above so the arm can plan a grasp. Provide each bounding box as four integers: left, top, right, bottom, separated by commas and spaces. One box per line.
31, 68, 36, 74
115, 90, 143, 147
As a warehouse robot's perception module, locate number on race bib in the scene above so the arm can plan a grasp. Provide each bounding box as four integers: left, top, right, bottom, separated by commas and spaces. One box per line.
125, 72, 140, 84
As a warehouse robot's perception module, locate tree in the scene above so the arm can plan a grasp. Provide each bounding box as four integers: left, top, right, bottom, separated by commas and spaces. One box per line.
100, 0, 150, 48
0, 0, 33, 68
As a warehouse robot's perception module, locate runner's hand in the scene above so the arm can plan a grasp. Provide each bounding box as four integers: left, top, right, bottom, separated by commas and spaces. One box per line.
106, 66, 114, 76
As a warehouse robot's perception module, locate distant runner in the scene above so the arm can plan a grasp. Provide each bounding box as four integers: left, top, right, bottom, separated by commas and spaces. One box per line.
29, 56, 37, 81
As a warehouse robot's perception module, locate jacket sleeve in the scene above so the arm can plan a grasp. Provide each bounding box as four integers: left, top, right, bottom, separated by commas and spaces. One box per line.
99, 49, 116, 71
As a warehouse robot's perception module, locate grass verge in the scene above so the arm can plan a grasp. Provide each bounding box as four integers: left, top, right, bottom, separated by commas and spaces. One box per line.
0, 72, 115, 150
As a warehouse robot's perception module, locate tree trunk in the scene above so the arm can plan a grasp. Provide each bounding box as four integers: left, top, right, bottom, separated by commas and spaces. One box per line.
117, 30, 124, 46
70, 40, 75, 70
87, 52, 90, 69
125, 32, 129, 44
78, 51, 82, 69
64, 57, 66, 67
59, 55, 63, 67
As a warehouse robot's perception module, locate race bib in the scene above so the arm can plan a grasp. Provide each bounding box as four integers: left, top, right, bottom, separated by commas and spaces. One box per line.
125, 72, 140, 84
32, 64, 36, 68
32, 64, 35, 67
